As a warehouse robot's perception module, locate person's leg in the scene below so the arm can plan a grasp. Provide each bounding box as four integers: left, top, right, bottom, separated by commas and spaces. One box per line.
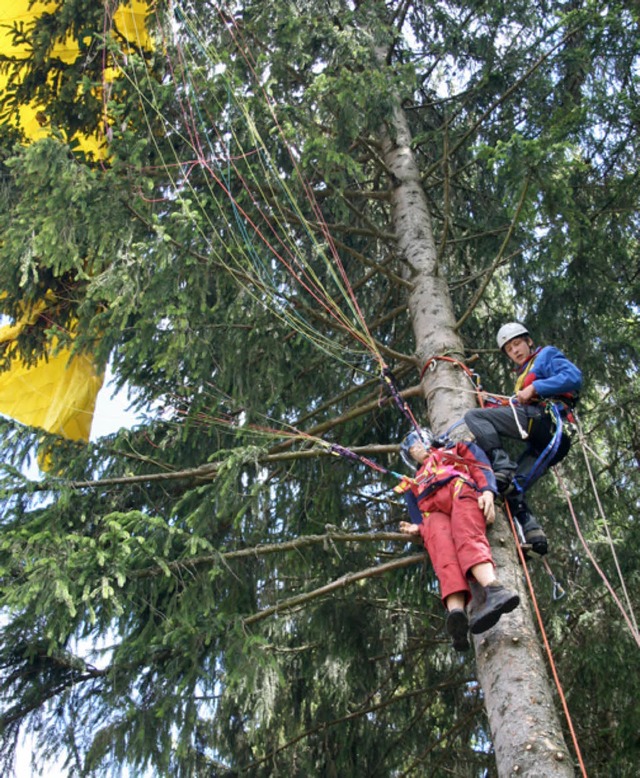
512, 406, 554, 491
448, 482, 495, 573
465, 405, 552, 555
448, 482, 520, 634
506, 450, 548, 554
507, 407, 564, 554
445, 592, 466, 611
507, 490, 549, 555
464, 406, 514, 450
421, 505, 470, 606
514, 428, 572, 491
420, 499, 471, 651
464, 406, 529, 490
468, 561, 497, 587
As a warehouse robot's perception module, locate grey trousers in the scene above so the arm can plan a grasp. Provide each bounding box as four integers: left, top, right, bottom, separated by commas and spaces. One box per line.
464, 403, 570, 492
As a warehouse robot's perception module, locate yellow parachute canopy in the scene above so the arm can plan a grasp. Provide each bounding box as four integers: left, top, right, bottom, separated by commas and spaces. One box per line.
0, 301, 103, 444
0, 0, 152, 154
0, 1, 152, 455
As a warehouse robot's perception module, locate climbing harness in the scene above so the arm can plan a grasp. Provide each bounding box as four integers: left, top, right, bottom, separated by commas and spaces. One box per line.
510, 401, 567, 495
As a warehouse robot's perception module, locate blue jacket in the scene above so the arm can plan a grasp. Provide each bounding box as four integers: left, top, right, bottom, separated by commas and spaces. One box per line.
515, 346, 582, 400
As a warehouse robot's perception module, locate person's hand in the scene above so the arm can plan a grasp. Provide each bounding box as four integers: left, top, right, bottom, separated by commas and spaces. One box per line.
399, 521, 421, 536
516, 384, 537, 404
478, 491, 495, 525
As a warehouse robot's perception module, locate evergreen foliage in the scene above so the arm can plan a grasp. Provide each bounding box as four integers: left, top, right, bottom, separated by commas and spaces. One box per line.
0, 0, 639, 774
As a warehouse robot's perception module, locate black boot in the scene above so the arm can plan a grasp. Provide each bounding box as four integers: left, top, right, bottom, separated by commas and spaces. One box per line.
469, 583, 520, 635
507, 496, 549, 556
490, 448, 516, 494
519, 516, 548, 555
446, 608, 470, 652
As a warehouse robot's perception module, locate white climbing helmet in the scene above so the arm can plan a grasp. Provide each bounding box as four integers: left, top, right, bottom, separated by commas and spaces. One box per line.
496, 322, 530, 351
400, 428, 434, 469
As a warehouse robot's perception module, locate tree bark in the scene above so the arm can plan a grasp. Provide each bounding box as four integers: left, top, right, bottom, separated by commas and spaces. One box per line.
382, 103, 476, 434
381, 101, 575, 777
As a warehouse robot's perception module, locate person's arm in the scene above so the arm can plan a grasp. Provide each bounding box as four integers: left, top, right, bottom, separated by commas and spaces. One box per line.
530, 346, 582, 397
454, 442, 497, 524
457, 441, 498, 494
477, 491, 495, 525
399, 520, 421, 536
404, 490, 425, 525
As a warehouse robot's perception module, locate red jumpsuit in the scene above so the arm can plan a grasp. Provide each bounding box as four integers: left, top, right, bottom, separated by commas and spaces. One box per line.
397, 441, 497, 604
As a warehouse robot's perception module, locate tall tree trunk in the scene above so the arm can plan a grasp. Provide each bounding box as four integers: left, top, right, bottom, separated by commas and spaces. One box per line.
381, 102, 576, 777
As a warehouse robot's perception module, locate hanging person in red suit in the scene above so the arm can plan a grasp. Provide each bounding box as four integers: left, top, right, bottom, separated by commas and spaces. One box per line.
396, 428, 520, 652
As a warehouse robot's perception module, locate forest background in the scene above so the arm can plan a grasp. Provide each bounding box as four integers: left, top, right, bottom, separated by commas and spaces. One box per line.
0, 1, 639, 776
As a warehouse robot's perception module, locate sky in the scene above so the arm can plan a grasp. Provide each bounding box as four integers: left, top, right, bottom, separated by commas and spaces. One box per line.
89, 364, 143, 442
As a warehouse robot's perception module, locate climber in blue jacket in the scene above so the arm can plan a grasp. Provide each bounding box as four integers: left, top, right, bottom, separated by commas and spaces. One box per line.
464, 322, 582, 555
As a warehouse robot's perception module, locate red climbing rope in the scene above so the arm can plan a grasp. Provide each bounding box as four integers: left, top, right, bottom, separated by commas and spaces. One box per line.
503, 501, 589, 777
419, 355, 486, 406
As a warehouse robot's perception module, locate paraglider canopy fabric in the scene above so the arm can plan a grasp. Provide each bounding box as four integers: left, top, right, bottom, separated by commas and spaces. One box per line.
0, 2, 151, 449
0, 0, 152, 153
0, 301, 104, 442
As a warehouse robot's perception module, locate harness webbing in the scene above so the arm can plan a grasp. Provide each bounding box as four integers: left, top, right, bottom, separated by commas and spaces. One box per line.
325, 441, 405, 481
512, 402, 564, 495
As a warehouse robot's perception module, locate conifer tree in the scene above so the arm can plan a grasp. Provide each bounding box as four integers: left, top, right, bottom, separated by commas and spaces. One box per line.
0, 1, 639, 775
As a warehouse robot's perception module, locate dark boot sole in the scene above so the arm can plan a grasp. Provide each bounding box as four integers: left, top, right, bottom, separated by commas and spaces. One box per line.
469, 592, 520, 635
446, 609, 470, 652
530, 540, 548, 555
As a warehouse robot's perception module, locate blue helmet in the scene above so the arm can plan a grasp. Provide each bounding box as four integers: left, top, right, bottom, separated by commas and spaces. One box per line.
400, 427, 434, 469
